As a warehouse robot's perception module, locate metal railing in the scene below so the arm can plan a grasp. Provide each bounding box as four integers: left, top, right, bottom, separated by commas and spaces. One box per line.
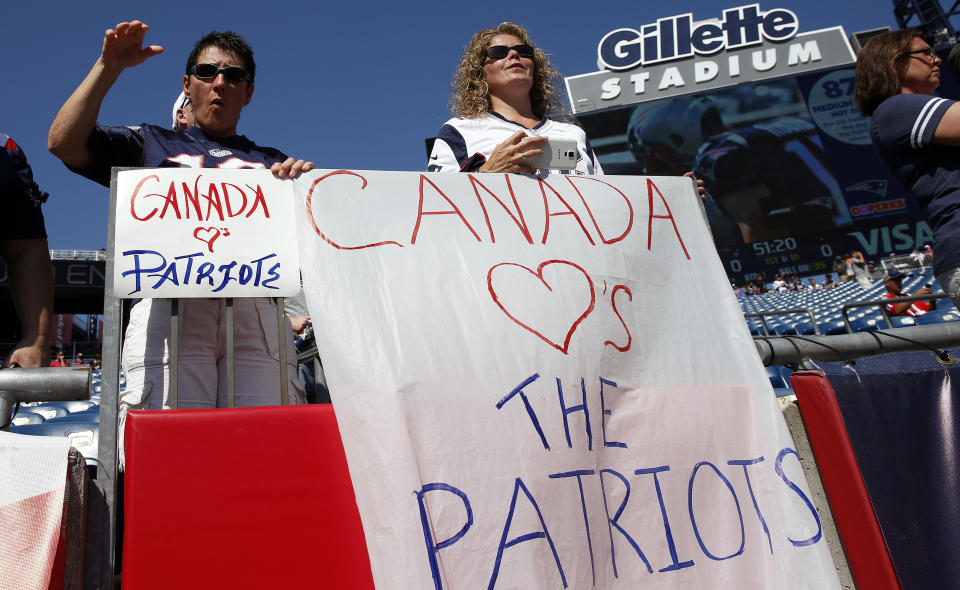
880, 253, 931, 271
0, 367, 92, 431
754, 322, 960, 366
744, 308, 821, 336
841, 292, 947, 331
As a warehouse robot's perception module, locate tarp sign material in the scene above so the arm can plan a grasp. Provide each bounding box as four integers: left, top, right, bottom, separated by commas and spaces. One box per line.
812, 351, 960, 588
0, 431, 71, 590
292, 170, 840, 589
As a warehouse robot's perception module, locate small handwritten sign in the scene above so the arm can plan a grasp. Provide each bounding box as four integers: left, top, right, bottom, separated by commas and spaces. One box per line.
113, 169, 300, 298
293, 170, 841, 589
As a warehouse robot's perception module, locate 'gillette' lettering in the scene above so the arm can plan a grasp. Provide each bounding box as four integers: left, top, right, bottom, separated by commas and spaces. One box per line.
598, 5, 799, 71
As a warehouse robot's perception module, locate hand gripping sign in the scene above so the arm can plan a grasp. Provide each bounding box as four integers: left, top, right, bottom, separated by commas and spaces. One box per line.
112, 168, 300, 298
291, 169, 839, 590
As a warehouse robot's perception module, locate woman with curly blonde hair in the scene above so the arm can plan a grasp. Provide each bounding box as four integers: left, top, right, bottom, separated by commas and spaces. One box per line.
427, 22, 602, 175
855, 29, 960, 307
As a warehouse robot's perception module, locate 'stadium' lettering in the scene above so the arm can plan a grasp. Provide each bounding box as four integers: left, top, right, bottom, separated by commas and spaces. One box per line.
598, 5, 799, 70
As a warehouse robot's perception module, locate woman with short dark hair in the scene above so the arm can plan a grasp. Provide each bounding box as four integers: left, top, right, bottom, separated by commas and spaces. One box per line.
855, 29, 960, 306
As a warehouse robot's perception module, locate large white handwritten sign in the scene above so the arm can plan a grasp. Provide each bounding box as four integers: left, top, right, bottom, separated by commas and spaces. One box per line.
113, 168, 299, 298
294, 170, 840, 589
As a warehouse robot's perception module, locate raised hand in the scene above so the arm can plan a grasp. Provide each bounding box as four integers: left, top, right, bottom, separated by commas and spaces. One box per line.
100, 20, 163, 71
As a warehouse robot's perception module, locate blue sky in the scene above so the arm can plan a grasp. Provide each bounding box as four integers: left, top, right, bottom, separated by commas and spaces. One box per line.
4, 1, 900, 249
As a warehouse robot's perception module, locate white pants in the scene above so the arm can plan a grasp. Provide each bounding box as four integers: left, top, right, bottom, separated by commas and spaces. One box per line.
119, 298, 304, 464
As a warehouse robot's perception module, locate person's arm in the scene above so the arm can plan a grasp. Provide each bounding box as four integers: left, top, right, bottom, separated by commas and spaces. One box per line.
1, 239, 52, 368
287, 315, 310, 333
48, 20, 162, 168
427, 123, 502, 173
933, 102, 960, 145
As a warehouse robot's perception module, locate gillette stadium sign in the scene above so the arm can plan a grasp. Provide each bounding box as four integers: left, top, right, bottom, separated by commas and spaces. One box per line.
566, 5, 856, 113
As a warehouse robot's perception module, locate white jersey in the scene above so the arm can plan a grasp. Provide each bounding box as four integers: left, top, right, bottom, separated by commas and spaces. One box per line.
427, 112, 603, 175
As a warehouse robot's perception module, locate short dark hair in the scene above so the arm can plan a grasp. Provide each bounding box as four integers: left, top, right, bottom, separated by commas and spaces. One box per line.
853, 29, 920, 116
186, 31, 256, 84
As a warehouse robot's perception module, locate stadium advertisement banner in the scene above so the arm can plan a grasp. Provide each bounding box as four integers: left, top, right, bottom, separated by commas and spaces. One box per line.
111, 169, 300, 298
566, 6, 936, 284
50, 313, 73, 345
294, 169, 840, 589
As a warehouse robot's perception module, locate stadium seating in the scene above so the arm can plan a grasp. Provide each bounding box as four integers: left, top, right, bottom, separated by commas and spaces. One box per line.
11, 411, 46, 426
10, 422, 99, 463
740, 272, 955, 336
10, 370, 105, 464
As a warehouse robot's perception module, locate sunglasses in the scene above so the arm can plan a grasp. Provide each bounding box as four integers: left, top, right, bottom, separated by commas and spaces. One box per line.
901, 47, 936, 59
486, 44, 535, 60
189, 63, 250, 83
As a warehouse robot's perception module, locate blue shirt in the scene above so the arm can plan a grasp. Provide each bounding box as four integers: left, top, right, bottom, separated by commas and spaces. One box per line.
72, 123, 288, 186
871, 93, 960, 275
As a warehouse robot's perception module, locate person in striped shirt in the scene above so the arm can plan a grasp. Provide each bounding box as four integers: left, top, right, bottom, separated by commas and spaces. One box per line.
855, 29, 960, 308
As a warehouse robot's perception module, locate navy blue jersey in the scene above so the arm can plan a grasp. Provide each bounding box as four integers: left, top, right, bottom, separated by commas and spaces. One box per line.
1, 132, 48, 240
871, 94, 960, 275
693, 116, 847, 244
72, 123, 288, 186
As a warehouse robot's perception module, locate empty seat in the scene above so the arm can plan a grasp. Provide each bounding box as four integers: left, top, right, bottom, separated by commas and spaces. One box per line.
10, 411, 46, 426
848, 317, 879, 332
26, 405, 69, 420
915, 310, 960, 325
819, 320, 849, 335
10, 422, 98, 463
47, 400, 96, 414
766, 365, 792, 389
888, 315, 916, 328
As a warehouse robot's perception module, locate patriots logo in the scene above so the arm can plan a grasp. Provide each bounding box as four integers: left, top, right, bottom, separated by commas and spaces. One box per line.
845, 179, 887, 197
209, 149, 233, 157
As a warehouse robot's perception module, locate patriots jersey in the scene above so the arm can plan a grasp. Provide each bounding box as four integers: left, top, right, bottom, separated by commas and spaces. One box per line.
1, 132, 48, 206
72, 123, 288, 186
694, 117, 843, 219
427, 112, 602, 175
1, 132, 48, 239
871, 93, 960, 275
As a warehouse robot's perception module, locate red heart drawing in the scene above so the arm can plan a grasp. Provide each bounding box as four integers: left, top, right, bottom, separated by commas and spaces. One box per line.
488, 260, 595, 354
193, 227, 221, 253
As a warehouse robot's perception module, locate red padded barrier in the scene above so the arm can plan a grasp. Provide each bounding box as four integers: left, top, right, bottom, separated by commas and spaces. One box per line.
791, 370, 900, 590
122, 405, 375, 589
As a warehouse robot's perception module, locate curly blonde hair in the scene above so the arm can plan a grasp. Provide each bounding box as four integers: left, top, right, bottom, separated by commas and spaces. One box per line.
450, 22, 566, 120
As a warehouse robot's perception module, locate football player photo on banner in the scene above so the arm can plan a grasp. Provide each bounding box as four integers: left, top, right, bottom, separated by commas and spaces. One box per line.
292, 169, 841, 589
112, 168, 300, 299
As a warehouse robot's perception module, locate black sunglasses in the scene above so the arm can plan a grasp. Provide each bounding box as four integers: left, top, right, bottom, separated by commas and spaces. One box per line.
486, 44, 535, 60
189, 63, 250, 83
901, 47, 936, 59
